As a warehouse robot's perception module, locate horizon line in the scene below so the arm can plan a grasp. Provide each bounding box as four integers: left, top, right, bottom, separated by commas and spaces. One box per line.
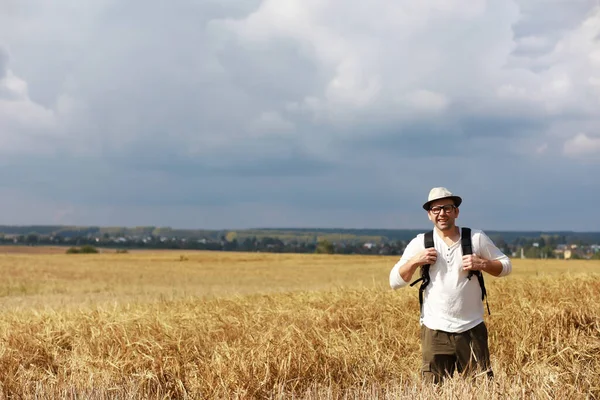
0, 224, 599, 234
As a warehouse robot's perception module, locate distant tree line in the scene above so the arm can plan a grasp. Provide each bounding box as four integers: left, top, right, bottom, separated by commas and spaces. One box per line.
0, 233, 406, 255
1, 229, 599, 259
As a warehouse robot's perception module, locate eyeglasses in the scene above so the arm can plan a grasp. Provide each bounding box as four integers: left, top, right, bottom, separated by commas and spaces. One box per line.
429, 205, 456, 215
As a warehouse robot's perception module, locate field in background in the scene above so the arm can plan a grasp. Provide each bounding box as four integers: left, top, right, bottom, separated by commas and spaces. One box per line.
0, 250, 390, 310
0, 250, 599, 399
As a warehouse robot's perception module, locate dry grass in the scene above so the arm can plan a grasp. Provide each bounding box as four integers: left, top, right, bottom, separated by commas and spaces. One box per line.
0, 251, 387, 310
0, 250, 598, 399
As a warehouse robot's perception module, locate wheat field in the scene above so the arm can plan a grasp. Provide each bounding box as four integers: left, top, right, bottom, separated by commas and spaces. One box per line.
0, 248, 599, 399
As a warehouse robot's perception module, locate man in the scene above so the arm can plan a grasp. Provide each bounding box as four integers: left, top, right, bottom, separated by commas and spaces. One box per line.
389, 187, 512, 383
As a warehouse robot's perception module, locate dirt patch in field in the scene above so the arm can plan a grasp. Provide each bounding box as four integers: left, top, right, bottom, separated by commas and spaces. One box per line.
0, 245, 121, 254
0, 245, 71, 254
0, 245, 178, 255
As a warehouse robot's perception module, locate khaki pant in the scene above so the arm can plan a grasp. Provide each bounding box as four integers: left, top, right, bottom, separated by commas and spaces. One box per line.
421, 322, 494, 384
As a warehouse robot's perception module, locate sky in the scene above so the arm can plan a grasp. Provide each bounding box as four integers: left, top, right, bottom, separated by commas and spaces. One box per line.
0, 0, 599, 232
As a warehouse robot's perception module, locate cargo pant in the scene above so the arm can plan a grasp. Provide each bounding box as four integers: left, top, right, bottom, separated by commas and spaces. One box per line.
421, 322, 494, 384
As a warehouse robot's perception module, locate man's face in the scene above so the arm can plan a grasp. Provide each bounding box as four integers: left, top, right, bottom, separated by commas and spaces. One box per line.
427, 199, 459, 231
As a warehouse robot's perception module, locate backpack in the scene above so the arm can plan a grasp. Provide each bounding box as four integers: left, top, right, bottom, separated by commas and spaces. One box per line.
409, 227, 490, 315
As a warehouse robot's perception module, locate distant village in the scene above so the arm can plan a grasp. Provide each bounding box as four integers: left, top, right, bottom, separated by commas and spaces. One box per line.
1, 231, 599, 260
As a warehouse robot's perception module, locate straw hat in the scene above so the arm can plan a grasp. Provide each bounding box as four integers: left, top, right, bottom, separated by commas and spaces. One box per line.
422, 187, 462, 210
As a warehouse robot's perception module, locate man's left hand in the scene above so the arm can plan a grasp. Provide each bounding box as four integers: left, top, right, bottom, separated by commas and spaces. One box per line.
462, 254, 488, 272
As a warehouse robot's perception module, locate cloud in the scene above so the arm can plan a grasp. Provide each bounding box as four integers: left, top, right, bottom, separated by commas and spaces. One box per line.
564, 133, 600, 157
214, 0, 521, 130
0, 47, 8, 79
249, 111, 295, 136
512, 35, 554, 56
403, 90, 449, 113
0, 0, 599, 230
535, 142, 548, 155
0, 47, 61, 154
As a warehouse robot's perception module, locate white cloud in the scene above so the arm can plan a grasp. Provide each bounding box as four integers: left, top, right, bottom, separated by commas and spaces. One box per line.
249, 111, 295, 136
515, 35, 552, 52
2, 0, 598, 159
535, 142, 548, 155
216, 0, 519, 126
502, 6, 600, 115
0, 67, 59, 154
403, 90, 449, 113
564, 133, 600, 157
212, 1, 600, 153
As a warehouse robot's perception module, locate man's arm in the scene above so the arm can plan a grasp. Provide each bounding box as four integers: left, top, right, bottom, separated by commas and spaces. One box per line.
390, 236, 436, 289
462, 257, 504, 276
462, 231, 512, 277
397, 258, 422, 283
398, 249, 438, 282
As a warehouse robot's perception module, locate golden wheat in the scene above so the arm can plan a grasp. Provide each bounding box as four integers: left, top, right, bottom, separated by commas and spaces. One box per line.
0, 250, 598, 399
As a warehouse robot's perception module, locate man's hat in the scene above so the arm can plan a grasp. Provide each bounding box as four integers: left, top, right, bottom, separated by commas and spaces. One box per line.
422, 187, 462, 210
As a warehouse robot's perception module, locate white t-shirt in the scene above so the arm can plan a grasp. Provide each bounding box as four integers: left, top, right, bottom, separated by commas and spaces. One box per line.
389, 228, 512, 333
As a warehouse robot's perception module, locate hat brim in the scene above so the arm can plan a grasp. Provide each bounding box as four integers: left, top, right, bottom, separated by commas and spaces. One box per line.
423, 196, 462, 211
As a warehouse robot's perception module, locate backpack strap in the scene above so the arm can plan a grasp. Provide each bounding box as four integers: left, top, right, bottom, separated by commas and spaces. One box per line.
461, 227, 473, 256
461, 227, 491, 315
410, 231, 434, 314
424, 230, 435, 249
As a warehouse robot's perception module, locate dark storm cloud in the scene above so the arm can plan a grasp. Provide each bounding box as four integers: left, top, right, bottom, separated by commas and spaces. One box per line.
334, 113, 548, 160
511, 0, 598, 58
114, 149, 335, 179
0, 147, 336, 208
512, 0, 597, 38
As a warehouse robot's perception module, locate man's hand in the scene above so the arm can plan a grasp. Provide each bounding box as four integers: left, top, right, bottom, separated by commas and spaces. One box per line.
462, 254, 487, 272
462, 255, 504, 276
413, 248, 438, 266
398, 248, 438, 283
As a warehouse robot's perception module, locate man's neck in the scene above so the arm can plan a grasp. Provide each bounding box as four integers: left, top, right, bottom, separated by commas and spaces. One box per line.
435, 226, 460, 240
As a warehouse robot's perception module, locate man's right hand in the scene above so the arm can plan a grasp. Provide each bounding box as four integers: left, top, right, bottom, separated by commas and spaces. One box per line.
412, 248, 438, 266
398, 248, 438, 283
